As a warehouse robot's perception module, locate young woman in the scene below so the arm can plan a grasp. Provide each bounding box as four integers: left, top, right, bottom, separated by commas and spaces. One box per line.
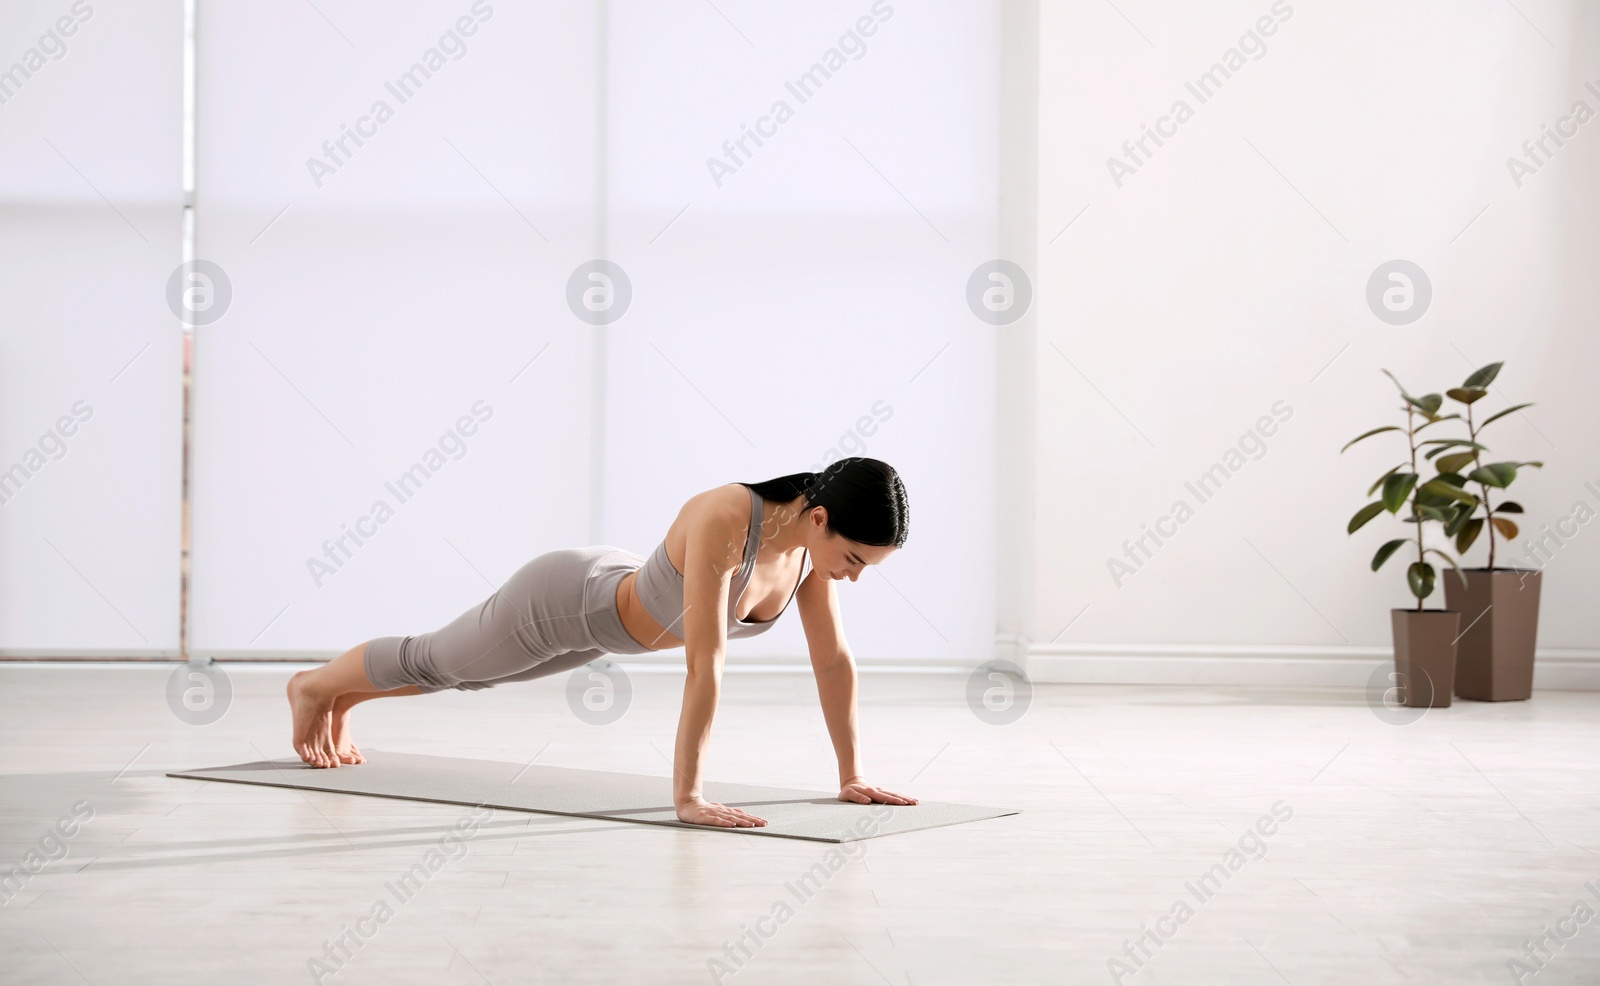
285, 456, 918, 828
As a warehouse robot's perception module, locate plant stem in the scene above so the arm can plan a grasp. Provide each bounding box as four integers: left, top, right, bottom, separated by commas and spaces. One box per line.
1406, 404, 1424, 613
1466, 403, 1497, 569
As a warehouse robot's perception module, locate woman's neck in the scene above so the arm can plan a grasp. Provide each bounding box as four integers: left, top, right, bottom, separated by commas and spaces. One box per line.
758, 494, 812, 554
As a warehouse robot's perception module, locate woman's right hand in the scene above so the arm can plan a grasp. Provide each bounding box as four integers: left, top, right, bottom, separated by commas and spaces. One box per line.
676, 797, 768, 828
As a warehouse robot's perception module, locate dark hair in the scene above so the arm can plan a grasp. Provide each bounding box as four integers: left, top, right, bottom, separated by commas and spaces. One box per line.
743, 457, 908, 549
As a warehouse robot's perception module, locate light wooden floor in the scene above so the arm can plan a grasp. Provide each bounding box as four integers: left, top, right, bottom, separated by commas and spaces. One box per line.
1, 663, 1597, 985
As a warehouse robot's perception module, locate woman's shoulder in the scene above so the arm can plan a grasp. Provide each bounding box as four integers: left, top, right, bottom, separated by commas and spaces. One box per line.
677, 482, 749, 517
667, 483, 753, 538
665, 483, 753, 575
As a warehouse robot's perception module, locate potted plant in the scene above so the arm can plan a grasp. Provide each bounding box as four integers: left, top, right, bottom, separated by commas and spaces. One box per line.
1435, 361, 1544, 701
1343, 370, 1472, 708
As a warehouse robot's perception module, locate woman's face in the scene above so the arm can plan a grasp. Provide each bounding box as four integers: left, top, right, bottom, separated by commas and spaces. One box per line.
803, 506, 896, 581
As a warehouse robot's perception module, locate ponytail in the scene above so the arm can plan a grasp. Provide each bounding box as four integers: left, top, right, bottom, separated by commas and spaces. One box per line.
742, 471, 816, 505
741, 458, 907, 548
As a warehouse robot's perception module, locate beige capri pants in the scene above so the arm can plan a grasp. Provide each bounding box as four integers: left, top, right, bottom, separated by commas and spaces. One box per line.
363, 546, 654, 693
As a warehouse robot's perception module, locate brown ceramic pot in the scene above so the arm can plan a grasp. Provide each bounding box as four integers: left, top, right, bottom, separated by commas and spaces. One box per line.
1390, 609, 1460, 708
1444, 568, 1542, 702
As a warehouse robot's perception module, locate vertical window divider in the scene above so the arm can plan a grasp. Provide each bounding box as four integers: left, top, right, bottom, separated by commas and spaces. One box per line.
179, 0, 198, 662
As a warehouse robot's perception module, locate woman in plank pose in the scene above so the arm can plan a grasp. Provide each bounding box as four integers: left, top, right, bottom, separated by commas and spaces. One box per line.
285, 456, 917, 828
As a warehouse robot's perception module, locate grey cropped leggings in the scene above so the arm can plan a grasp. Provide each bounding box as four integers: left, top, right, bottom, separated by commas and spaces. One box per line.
363, 546, 655, 693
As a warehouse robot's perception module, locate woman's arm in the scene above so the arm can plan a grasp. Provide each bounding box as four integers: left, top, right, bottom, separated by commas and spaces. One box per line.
795, 569, 918, 807
672, 488, 768, 827
812, 648, 863, 786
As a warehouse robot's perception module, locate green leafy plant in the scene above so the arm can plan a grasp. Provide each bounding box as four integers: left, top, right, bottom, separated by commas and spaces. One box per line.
1435, 361, 1542, 569
1343, 369, 1470, 611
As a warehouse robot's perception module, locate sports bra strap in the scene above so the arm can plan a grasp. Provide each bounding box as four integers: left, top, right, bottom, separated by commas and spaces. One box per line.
739, 484, 763, 575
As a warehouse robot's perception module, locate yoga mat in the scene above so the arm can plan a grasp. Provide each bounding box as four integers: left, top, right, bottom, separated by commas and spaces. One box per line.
167, 749, 1017, 843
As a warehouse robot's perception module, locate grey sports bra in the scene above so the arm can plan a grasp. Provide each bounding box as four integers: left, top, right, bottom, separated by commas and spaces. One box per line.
634, 483, 809, 639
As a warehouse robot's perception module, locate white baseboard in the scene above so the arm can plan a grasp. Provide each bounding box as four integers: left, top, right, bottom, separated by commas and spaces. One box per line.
8, 642, 1598, 691
1024, 642, 1600, 690
179, 649, 977, 669
0, 648, 181, 659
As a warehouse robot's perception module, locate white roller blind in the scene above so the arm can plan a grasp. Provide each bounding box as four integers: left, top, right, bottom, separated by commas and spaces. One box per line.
190, 1, 999, 663
602, 0, 1000, 662
189, 1, 601, 657
0, 1, 184, 656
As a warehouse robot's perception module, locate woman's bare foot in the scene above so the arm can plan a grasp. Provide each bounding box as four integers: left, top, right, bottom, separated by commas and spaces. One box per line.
287, 670, 338, 768
330, 696, 366, 765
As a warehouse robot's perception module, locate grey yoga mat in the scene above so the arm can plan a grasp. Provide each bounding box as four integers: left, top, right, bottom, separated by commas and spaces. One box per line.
167, 749, 1018, 843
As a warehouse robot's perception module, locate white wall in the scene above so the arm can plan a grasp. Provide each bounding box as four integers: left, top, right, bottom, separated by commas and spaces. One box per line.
0, 1, 184, 656
1024, 0, 1600, 683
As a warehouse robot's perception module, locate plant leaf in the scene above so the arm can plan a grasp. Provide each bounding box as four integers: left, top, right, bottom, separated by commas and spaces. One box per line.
1415, 488, 1455, 510
1419, 479, 1478, 505
1415, 412, 1460, 431
1479, 402, 1534, 429
1347, 501, 1387, 534
1444, 503, 1473, 537
1455, 518, 1484, 554
1407, 561, 1436, 600
1420, 439, 1485, 457
1463, 362, 1503, 388
1425, 548, 1470, 590
1436, 450, 1479, 474
1372, 539, 1409, 571
1469, 462, 1518, 488
1417, 504, 1452, 523
1447, 387, 1488, 404
1379, 370, 1446, 417
1380, 368, 1412, 399
1367, 464, 1408, 498
1382, 472, 1419, 513
1341, 426, 1402, 453
1497, 501, 1524, 513
1490, 517, 1520, 540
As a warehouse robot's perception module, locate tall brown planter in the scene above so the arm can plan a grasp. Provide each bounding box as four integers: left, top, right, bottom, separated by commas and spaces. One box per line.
1390, 609, 1460, 707
1445, 568, 1542, 701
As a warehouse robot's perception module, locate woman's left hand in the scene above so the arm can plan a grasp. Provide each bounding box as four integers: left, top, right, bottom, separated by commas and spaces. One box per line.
838, 779, 918, 806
